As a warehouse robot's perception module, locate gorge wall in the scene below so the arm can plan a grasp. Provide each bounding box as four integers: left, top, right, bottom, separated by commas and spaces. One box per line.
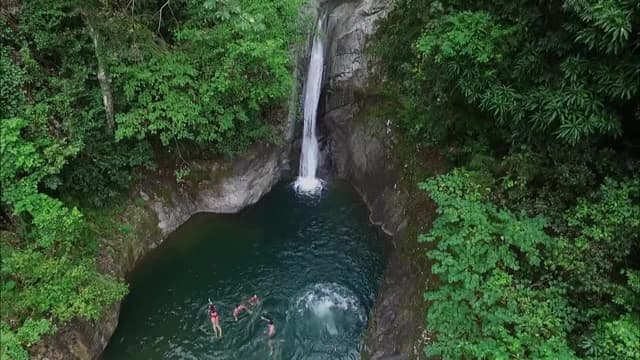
320, 0, 432, 359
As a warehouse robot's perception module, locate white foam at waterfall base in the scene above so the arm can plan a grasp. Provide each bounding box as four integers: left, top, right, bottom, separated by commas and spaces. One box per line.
292, 176, 324, 195
294, 18, 325, 195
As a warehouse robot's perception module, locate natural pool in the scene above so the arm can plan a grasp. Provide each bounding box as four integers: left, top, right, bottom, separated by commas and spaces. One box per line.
102, 181, 389, 360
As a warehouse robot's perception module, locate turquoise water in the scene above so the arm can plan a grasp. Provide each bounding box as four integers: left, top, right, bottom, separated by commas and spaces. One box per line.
102, 182, 388, 360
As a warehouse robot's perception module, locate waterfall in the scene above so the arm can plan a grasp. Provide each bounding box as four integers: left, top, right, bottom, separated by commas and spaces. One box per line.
294, 18, 325, 194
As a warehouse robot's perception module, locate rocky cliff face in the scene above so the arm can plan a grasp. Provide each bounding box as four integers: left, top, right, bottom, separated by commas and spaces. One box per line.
149, 145, 286, 238
321, 1, 431, 359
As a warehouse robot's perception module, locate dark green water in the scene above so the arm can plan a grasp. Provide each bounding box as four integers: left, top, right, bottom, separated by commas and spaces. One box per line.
102, 182, 389, 360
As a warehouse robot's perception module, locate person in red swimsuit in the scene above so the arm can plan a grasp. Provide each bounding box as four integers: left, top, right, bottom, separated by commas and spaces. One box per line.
208, 302, 222, 337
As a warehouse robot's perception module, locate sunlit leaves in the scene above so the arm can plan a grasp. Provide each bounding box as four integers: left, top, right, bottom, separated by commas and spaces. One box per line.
386, 1, 640, 357
0, 118, 81, 205
419, 163, 640, 359
2, 249, 127, 322
1, 0, 304, 357
1, 117, 126, 356
0, 319, 53, 360
417, 11, 519, 65
115, 52, 206, 145
582, 314, 640, 360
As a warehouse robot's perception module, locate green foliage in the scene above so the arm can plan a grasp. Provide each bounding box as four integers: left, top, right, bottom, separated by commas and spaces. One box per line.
417, 11, 519, 66
377, 1, 640, 359
59, 135, 153, 207
1, 117, 129, 357
376, 0, 639, 145
419, 170, 578, 359
1, 319, 52, 360
2, 0, 304, 356
583, 314, 640, 360
2, 249, 127, 322
564, 0, 637, 55
557, 179, 640, 300
463, 143, 637, 232
0, 118, 80, 199
0, 21, 26, 119
113, 0, 304, 155
2, 1, 153, 205
419, 168, 640, 359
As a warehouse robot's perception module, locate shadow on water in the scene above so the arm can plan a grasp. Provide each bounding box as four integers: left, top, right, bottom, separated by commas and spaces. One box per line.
102, 181, 390, 360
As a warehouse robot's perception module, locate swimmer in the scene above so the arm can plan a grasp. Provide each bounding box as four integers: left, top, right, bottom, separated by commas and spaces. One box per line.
208, 300, 222, 337
248, 294, 260, 306
232, 303, 252, 321
261, 315, 276, 355
261, 316, 276, 338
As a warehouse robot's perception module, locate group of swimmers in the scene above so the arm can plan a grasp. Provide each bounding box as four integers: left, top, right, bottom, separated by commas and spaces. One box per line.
207, 294, 275, 339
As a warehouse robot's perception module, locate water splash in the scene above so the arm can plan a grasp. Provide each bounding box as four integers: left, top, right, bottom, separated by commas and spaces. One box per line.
291, 283, 366, 337
294, 18, 325, 195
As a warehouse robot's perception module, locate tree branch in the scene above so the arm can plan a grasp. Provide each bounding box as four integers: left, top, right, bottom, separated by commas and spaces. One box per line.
157, 0, 170, 34
83, 14, 116, 133
127, 0, 135, 17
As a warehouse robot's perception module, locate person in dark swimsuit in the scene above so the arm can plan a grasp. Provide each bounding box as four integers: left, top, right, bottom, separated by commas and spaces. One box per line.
261, 315, 276, 355
261, 315, 276, 338
208, 302, 222, 337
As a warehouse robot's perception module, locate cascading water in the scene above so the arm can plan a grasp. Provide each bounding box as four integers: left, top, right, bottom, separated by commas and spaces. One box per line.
293, 18, 325, 194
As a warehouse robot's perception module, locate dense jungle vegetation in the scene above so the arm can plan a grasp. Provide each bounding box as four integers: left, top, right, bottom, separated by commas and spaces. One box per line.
376, 0, 640, 359
0, 0, 303, 358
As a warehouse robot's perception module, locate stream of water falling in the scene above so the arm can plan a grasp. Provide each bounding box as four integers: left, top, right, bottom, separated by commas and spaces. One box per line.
293, 18, 325, 194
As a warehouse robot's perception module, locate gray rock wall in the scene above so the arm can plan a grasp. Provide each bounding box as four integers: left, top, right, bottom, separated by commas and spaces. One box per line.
149, 145, 286, 237
320, 0, 430, 359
